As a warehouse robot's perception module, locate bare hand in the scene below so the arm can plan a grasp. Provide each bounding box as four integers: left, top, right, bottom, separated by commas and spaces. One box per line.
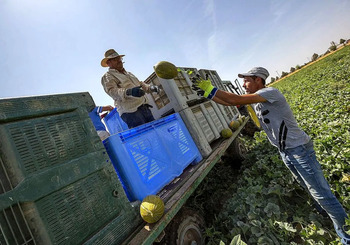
102, 105, 114, 111
140, 82, 149, 91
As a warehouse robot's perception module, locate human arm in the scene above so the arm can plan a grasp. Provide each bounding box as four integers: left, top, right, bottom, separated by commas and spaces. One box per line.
140, 82, 160, 94
102, 73, 147, 99
95, 105, 114, 114
101, 74, 128, 101
101, 105, 114, 112
213, 90, 266, 106
192, 77, 266, 105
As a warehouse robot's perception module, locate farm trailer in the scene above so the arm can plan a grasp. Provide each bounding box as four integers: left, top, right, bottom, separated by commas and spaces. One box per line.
0, 92, 248, 245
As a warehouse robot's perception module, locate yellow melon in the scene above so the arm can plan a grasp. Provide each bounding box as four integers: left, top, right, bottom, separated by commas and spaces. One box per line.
221, 128, 233, 138
140, 195, 165, 223
229, 120, 240, 130
154, 61, 178, 79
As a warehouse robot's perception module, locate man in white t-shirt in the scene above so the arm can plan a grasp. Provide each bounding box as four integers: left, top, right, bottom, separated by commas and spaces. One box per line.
192, 67, 350, 244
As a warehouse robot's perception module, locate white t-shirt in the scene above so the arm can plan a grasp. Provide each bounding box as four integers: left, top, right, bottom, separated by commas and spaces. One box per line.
254, 87, 310, 150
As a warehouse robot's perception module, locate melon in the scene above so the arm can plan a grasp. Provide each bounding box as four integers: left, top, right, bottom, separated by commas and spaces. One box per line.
140, 195, 165, 223
229, 120, 240, 130
154, 61, 178, 79
239, 116, 246, 124
221, 128, 233, 138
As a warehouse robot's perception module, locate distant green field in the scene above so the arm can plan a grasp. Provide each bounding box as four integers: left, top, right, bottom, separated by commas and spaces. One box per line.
200, 46, 350, 244
274, 46, 350, 185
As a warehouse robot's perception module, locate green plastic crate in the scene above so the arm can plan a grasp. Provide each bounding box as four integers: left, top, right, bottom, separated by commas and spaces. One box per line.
0, 93, 141, 245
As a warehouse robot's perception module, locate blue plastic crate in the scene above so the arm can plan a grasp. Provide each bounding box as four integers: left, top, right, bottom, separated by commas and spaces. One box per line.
103, 113, 202, 201
103, 108, 129, 135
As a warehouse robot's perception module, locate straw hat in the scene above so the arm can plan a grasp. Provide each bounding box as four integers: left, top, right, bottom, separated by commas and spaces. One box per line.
101, 49, 125, 67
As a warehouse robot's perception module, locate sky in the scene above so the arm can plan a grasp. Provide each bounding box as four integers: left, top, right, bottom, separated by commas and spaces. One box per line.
1, 0, 349, 106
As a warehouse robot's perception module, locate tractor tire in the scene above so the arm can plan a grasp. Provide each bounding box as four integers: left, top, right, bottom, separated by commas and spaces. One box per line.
241, 119, 260, 137
221, 137, 247, 168
162, 207, 206, 245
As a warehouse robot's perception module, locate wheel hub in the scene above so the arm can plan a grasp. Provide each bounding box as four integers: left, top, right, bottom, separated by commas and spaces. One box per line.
179, 224, 202, 245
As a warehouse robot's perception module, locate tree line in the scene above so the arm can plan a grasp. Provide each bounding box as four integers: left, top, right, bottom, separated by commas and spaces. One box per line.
270, 38, 348, 84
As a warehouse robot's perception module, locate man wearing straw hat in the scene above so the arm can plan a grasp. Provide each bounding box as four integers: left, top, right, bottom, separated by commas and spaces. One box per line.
101, 49, 159, 128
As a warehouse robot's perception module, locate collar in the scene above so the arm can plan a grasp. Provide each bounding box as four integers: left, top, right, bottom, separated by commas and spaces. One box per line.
109, 68, 127, 74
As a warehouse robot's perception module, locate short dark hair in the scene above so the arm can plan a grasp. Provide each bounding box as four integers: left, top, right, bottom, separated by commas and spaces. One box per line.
253, 76, 265, 85
246, 76, 265, 85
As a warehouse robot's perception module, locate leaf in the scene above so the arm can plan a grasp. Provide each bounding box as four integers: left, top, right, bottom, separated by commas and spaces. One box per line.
257, 236, 273, 244
236, 221, 250, 234
274, 221, 297, 233
229, 234, 247, 245
251, 226, 263, 237
341, 173, 350, 183
264, 203, 280, 218
317, 228, 325, 236
267, 185, 283, 197
250, 220, 262, 227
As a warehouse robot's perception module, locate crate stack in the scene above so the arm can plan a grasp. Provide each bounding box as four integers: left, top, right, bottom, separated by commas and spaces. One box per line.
0, 93, 142, 245
222, 79, 245, 95
144, 67, 241, 157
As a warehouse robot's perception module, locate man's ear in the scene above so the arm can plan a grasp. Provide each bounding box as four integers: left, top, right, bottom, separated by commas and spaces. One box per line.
256, 77, 263, 85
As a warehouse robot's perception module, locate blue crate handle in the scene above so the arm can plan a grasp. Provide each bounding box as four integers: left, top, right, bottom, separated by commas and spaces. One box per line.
118, 114, 177, 142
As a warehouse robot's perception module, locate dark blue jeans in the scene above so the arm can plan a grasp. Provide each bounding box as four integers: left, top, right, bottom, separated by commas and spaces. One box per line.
279, 140, 349, 243
121, 104, 155, 128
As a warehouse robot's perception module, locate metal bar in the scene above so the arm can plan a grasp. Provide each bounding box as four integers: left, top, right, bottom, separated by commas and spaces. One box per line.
11, 204, 27, 245
0, 157, 13, 193
1, 158, 36, 245
233, 79, 244, 95
3, 208, 19, 245
0, 216, 10, 245
18, 204, 36, 245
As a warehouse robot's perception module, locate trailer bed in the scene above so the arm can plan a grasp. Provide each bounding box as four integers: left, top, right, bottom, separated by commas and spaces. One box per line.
125, 118, 248, 245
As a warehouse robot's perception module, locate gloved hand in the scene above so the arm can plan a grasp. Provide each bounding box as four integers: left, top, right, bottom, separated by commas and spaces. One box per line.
191, 74, 218, 99
126, 86, 145, 97
150, 85, 160, 94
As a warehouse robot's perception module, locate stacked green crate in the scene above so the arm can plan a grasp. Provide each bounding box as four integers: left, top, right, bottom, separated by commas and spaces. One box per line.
0, 92, 141, 245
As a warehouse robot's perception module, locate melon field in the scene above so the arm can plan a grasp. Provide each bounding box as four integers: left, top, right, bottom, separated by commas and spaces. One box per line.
188, 45, 350, 244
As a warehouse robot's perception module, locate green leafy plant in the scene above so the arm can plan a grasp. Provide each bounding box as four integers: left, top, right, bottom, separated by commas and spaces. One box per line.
188, 45, 350, 244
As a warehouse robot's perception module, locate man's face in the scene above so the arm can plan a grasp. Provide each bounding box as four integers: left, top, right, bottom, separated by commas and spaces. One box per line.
243, 76, 260, 94
107, 56, 124, 71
